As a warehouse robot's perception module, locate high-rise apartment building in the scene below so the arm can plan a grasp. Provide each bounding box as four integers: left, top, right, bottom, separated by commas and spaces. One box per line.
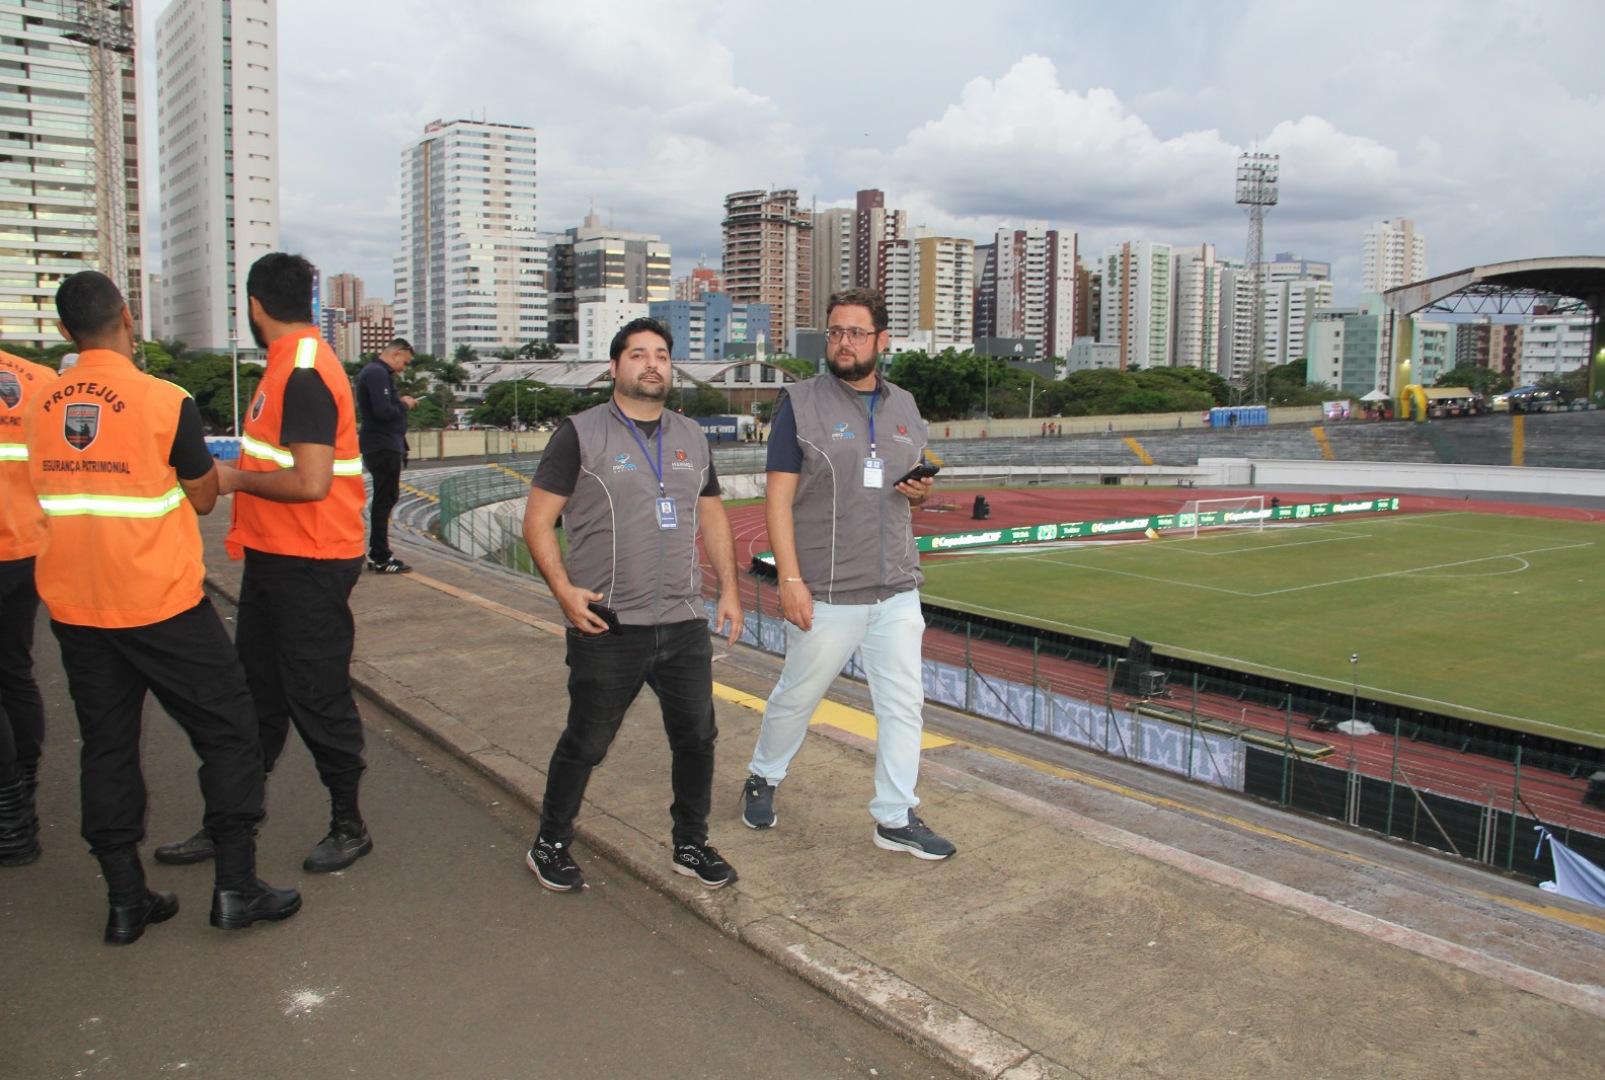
1216, 259, 1257, 381
1361, 219, 1427, 293
1073, 261, 1099, 341
395, 118, 546, 358
1454, 317, 1523, 382
672, 265, 723, 301
155, 0, 277, 351
0, 1, 143, 347
972, 242, 997, 340
545, 211, 669, 343
1519, 313, 1593, 384
852, 189, 907, 291
650, 294, 771, 363
810, 206, 853, 328
1171, 244, 1221, 371
327, 272, 363, 312
993, 228, 1075, 359
1261, 278, 1334, 367
1100, 240, 1170, 369
721, 188, 812, 348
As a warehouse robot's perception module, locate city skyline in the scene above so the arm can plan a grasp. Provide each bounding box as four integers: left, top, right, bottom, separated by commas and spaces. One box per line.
132, 1, 1605, 314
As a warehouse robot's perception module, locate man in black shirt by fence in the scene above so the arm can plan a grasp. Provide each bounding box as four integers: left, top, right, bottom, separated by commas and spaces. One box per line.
355, 339, 416, 573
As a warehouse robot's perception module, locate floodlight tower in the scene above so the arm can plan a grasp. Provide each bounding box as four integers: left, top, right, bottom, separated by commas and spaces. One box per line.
1235, 152, 1279, 403
62, 1, 135, 300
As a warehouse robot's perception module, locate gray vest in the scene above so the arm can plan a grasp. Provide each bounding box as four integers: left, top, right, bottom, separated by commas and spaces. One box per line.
563, 403, 712, 625
784, 373, 926, 604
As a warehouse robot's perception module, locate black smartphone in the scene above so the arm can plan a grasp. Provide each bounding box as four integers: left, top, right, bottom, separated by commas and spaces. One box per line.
893, 462, 941, 487
586, 602, 621, 633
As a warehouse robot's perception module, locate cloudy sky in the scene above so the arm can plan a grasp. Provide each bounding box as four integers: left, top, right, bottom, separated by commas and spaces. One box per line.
140, 0, 1605, 305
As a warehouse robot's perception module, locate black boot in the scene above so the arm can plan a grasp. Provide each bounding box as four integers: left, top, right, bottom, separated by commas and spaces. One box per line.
210, 834, 302, 930
97, 846, 178, 945
153, 826, 214, 865
303, 787, 372, 873
0, 773, 41, 866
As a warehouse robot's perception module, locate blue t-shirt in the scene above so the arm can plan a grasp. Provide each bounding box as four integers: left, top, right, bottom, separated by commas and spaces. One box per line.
766, 390, 879, 474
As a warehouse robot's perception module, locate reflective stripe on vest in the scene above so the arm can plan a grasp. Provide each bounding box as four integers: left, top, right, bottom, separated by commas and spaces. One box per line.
240, 433, 363, 476
0, 443, 26, 461
295, 337, 318, 369
38, 485, 185, 519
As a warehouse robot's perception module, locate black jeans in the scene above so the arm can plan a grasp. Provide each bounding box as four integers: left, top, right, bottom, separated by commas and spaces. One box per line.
235, 549, 366, 795
540, 619, 717, 847
51, 599, 264, 854
0, 557, 44, 785
363, 449, 404, 564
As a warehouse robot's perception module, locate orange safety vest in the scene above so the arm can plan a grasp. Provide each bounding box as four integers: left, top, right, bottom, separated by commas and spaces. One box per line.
24, 349, 205, 629
0, 349, 56, 561
226, 328, 365, 560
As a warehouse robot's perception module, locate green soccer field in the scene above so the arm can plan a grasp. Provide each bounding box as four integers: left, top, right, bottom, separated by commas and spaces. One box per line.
918, 511, 1605, 743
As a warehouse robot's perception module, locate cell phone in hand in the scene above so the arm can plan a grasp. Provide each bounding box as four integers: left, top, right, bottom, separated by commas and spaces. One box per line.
893, 462, 941, 487
586, 602, 621, 633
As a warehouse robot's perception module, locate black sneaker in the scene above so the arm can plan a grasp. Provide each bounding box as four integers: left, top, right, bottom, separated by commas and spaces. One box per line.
741, 774, 776, 829
873, 813, 956, 861
526, 837, 585, 892
672, 842, 737, 889
367, 557, 412, 574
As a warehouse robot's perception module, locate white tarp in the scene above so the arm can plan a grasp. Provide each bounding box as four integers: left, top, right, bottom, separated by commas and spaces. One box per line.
1535, 828, 1605, 909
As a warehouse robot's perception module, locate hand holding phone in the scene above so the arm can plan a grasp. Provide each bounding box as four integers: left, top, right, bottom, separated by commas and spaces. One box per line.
893, 462, 940, 487
586, 601, 621, 634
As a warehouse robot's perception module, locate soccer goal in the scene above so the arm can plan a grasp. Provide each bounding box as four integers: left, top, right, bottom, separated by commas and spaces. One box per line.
1178, 495, 1267, 538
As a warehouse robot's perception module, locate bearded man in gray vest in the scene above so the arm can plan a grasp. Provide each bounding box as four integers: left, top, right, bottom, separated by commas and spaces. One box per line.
521, 317, 744, 892
742, 288, 954, 860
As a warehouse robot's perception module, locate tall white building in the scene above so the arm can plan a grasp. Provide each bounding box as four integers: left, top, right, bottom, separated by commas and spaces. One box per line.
575, 288, 646, 360
1261, 278, 1334, 367
1519, 314, 1593, 383
0, 0, 143, 347
995, 227, 1075, 358
395, 118, 546, 358
1171, 244, 1221, 372
809, 206, 853, 329
881, 233, 975, 350
1361, 219, 1427, 293
155, 0, 278, 351
1100, 240, 1170, 369
1215, 258, 1257, 381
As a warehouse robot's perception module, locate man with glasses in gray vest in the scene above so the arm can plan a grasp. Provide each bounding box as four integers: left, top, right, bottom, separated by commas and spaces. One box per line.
741, 287, 954, 860
522, 317, 744, 892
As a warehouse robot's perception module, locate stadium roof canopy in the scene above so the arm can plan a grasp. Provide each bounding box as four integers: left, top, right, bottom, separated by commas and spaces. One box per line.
1382, 256, 1605, 317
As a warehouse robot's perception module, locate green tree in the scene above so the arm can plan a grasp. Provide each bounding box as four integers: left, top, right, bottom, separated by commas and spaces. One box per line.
471, 379, 572, 427
518, 340, 561, 360
769, 356, 817, 380
1432, 363, 1512, 396
408, 397, 446, 430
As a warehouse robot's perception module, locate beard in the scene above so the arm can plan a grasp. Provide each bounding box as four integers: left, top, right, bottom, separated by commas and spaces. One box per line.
248, 313, 268, 350
618, 374, 669, 402
827, 350, 878, 383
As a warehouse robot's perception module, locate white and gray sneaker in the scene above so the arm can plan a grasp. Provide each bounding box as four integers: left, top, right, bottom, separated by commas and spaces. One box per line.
873, 813, 956, 861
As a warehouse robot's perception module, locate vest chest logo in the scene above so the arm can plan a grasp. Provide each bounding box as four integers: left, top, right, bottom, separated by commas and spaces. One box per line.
64, 402, 99, 450
611, 452, 638, 472
831, 422, 856, 440
893, 423, 913, 445
249, 391, 267, 422
0, 370, 19, 409
671, 447, 695, 471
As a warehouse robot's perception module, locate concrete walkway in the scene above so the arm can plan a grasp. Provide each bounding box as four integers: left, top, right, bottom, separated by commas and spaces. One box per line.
196, 509, 1605, 1080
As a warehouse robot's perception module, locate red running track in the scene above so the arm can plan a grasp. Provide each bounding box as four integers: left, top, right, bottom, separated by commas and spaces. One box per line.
702, 486, 1605, 841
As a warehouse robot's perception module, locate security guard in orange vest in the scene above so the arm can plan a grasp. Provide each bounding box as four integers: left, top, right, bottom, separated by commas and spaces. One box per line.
0, 347, 55, 867
26, 271, 300, 944
155, 253, 373, 874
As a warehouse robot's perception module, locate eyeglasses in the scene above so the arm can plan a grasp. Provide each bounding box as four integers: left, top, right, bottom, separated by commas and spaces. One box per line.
824, 327, 878, 343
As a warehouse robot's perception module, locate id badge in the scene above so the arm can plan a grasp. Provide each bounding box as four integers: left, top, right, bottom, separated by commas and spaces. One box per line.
863, 457, 884, 489
655, 497, 679, 530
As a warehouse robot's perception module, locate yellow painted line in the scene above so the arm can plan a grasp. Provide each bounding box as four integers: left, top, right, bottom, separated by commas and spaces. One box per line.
1311, 426, 1336, 461
1122, 436, 1154, 466
1512, 413, 1525, 467
400, 482, 438, 503
712, 681, 954, 749
408, 568, 1602, 936
924, 448, 946, 467
491, 462, 529, 483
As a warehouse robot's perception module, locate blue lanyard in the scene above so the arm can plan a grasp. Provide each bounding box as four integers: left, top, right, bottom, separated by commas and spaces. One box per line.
866, 391, 878, 456
613, 405, 665, 496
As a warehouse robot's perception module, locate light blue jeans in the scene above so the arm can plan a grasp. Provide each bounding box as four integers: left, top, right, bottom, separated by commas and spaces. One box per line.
748, 589, 926, 827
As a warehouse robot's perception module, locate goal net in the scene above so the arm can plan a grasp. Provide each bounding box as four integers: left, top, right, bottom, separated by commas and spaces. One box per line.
1178, 495, 1267, 538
